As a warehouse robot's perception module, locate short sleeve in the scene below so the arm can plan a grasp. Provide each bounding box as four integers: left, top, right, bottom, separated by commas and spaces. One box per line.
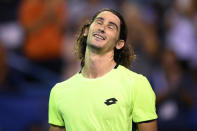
48, 84, 64, 126
132, 75, 158, 123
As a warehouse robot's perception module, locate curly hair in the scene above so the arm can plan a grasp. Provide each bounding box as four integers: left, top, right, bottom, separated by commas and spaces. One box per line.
74, 8, 135, 68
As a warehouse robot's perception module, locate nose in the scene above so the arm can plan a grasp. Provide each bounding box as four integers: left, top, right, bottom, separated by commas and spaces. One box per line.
98, 28, 105, 33
98, 24, 106, 33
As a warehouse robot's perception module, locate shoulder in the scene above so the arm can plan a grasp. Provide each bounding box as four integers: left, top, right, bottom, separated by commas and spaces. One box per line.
51, 73, 80, 93
117, 65, 152, 92
117, 65, 146, 81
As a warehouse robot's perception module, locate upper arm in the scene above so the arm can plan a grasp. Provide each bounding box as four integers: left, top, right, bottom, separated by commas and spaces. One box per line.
49, 124, 65, 131
49, 86, 65, 127
137, 120, 157, 131
132, 76, 158, 123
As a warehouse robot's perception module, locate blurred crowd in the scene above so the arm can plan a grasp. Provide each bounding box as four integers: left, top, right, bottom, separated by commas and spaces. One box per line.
0, 0, 197, 130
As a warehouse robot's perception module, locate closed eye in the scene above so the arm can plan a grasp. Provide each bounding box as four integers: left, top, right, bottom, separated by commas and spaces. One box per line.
94, 17, 118, 31
108, 22, 118, 31
95, 18, 103, 25
96, 20, 103, 25
108, 25, 115, 30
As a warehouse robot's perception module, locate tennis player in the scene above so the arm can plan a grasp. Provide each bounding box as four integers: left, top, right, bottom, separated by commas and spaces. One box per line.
49, 8, 158, 131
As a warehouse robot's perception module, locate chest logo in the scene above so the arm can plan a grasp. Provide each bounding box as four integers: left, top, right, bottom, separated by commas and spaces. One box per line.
104, 98, 118, 106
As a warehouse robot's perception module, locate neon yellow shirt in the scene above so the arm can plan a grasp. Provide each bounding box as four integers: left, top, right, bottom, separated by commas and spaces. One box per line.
48, 65, 157, 131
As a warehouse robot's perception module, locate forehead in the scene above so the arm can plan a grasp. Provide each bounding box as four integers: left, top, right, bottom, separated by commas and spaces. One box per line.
95, 11, 120, 26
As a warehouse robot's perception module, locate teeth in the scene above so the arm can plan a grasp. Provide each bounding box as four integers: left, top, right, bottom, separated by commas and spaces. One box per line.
94, 34, 104, 40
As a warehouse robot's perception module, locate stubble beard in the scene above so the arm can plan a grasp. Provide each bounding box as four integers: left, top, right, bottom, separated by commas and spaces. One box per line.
86, 42, 104, 54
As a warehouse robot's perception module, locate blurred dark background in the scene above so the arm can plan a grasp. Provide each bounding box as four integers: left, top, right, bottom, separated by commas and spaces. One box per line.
0, 0, 197, 131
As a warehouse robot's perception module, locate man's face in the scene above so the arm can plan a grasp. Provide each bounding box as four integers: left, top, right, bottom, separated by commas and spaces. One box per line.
86, 11, 121, 53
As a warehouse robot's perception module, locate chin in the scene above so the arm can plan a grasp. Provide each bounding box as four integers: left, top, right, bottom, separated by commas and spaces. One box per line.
87, 42, 103, 50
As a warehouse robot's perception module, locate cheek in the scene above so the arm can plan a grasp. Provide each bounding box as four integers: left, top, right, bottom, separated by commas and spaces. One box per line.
89, 23, 96, 33
109, 29, 119, 39
115, 31, 120, 40
87, 25, 96, 38
87, 28, 93, 41
108, 32, 119, 43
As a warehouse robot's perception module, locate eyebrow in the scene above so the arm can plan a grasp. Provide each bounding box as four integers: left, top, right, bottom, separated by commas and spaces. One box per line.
95, 17, 119, 30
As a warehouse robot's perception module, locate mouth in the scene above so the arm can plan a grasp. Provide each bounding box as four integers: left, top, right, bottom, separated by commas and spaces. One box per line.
93, 33, 106, 40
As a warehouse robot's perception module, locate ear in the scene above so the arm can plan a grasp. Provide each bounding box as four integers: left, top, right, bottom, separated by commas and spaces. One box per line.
115, 40, 125, 50
83, 27, 89, 36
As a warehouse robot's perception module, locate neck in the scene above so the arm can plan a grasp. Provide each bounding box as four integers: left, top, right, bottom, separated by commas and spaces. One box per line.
81, 47, 116, 79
